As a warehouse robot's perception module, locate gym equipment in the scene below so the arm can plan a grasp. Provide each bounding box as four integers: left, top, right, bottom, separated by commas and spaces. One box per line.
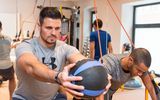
150, 70, 160, 99
151, 79, 160, 100
70, 59, 108, 98
82, 37, 90, 58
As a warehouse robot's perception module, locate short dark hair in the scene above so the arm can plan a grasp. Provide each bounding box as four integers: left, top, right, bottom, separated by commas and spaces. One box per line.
93, 19, 103, 28
0, 21, 2, 29
130, 48, 151, 68
39, 7, 62, 25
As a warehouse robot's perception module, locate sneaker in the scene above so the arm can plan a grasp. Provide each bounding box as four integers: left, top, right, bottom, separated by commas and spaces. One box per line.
0, 80, 2, 85
124, 78, 142, 89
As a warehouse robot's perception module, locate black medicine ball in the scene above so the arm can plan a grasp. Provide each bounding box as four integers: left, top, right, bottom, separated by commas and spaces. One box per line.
70, 59, 108, 98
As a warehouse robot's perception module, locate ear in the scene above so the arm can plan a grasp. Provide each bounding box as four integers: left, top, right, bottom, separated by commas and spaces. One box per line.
128, 56, 134, 66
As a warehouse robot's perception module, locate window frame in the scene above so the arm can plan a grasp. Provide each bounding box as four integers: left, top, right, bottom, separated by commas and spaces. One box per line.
132, 2, 160, 42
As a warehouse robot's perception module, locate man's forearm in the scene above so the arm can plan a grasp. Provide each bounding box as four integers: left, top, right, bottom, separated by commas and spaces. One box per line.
18, 53, 59, 83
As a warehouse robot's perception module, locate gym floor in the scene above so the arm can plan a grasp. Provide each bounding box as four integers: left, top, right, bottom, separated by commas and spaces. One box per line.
0, 80, 151, 100
0, 81, 10, 100
113, 88, 151, 100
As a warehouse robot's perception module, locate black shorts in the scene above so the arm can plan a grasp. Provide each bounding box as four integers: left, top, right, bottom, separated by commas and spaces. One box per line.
0, 66, 14, 81
12, 92, 67, 100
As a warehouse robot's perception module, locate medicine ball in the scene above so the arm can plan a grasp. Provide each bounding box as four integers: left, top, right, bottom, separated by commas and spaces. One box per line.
70, 59, 108, 98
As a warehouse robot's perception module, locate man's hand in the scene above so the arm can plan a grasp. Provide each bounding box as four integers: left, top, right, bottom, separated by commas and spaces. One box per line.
58, 63, 84, 97
103, 74, 112, 94
95, 74, 112, 100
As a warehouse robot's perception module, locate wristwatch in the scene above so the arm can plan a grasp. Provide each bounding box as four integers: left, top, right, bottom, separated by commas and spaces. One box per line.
55, 72, 61, 85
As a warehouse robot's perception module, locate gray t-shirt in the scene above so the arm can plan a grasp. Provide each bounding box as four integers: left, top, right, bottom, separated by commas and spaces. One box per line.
14, 38, 79, 100
102, 53, 131, 99
0, 36, 12, 69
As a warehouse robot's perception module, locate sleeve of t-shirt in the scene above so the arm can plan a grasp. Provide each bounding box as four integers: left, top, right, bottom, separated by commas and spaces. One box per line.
90, 32, 95, 42
15, 41, 34, 59
107, 33, 111, 42
64, 44, 80, 59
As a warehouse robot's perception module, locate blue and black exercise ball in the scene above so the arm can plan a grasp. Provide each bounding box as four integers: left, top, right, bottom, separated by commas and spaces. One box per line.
70, 59, 108, 98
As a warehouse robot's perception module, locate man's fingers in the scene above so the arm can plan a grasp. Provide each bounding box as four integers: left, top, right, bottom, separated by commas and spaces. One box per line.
103, 83, 111, 95
103, 74, 112, 95
65, 88, 84, 97
63, 82, 84, 90
67, 76, 83, 81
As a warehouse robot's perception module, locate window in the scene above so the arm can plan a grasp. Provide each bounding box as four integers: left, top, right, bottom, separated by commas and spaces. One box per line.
133, 2, 160, 74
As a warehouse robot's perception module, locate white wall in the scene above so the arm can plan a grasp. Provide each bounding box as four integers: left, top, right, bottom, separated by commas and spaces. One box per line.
0, 0, 16, 13
0, 0, 17, 38
0, 13, 17, 38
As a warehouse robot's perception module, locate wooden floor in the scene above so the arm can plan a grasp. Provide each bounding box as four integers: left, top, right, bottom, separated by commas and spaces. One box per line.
0, 81, 10, 100
112, 88, 151, 100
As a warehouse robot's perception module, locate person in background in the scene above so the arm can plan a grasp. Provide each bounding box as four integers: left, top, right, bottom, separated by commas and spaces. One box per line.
60, 33, 68, 43
90, 19, 113, 61
0, 21, 16, 100
100, 48, 157, 100
12, 7, 111, 100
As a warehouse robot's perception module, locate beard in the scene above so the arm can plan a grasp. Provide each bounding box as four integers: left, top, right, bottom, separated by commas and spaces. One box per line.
45, 39, 55, 44
40, 34, 57, 46
47, 36, 56, 43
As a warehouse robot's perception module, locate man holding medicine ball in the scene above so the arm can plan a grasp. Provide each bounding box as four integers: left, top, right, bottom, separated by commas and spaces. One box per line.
12, 7, 111, 100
